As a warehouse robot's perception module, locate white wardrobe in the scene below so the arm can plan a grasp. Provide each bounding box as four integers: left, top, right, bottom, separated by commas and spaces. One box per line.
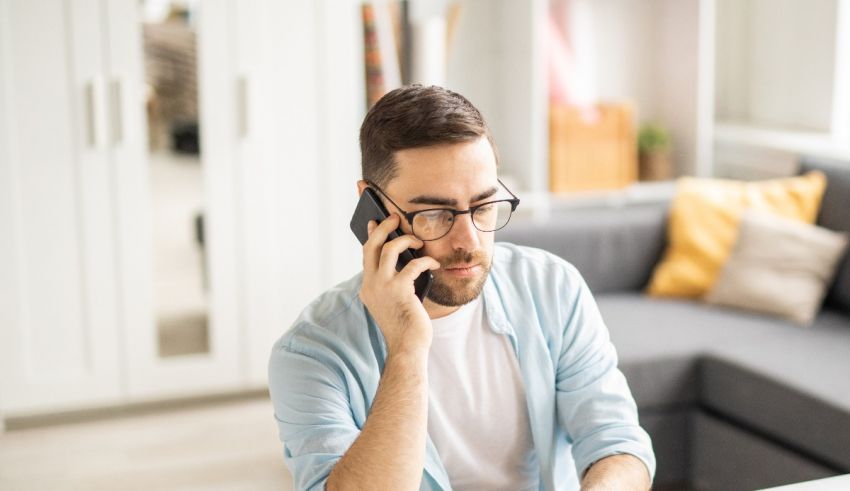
0, 0, 363, 421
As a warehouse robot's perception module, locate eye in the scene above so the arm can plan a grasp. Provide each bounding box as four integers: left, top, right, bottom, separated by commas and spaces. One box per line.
476, 202, 497, 214
418, 209, 448, 221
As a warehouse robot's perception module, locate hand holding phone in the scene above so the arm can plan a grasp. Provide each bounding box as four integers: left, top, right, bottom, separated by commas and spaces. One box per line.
351, 189, 440, 355
350, 188, 434, 302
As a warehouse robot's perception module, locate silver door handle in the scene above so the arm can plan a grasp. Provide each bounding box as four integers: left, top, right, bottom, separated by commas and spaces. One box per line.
85, 80, 98, 148
110, 78, 123, 145
237, 76, 248, 138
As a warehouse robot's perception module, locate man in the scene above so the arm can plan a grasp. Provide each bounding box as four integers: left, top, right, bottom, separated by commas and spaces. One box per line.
268, 85, 655, 490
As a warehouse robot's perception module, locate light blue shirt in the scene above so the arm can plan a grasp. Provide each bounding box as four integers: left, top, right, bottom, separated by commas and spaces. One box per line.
268, 243, 656, 490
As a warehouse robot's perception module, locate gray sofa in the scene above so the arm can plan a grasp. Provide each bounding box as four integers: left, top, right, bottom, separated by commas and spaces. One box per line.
497, 157, 850, 490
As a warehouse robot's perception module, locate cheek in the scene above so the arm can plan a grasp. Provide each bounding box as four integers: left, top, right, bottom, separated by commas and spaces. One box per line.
479, 231, 495, 253
420, 235, 494, 262
480, 229, 495, 245
421, 242, 448, 260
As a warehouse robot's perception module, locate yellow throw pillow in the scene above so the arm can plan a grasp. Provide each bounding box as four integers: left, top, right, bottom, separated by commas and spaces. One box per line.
646, 171, 827, 298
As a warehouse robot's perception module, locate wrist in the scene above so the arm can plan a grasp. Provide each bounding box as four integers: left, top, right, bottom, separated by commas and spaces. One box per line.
386, 333, 431, 360
387, 342, 429, 358
386, 346, 429, 370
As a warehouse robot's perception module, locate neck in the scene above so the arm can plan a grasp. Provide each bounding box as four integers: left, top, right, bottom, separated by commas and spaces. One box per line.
423, 298, 462, 320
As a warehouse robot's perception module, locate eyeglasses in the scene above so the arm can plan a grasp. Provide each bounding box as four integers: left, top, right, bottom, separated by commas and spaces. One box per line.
366, 178, 521, 241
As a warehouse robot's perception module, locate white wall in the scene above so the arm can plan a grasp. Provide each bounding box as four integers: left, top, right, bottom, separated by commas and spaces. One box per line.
576, 0, 704, 176
654, 0, 703, 177
715, 0, 838, 132
447, 0, 707, 181
582, 0, 658, 120
446, 0, 547, 192
713, 0, 850, 178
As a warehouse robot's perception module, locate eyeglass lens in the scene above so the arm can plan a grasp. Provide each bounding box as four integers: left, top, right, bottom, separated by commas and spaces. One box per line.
411, 201, 514, 240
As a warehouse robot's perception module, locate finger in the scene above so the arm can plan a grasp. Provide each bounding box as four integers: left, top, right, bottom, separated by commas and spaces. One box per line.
396, 256, 441, 285
362, 220, 378, 271
378, 234, 425, 278
363, 215, 400, 273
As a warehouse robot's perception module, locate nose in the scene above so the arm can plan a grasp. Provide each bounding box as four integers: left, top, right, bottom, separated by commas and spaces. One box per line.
447, 211, 481, 251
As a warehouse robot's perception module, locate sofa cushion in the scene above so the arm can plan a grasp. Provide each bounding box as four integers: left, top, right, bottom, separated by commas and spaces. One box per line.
597, 293, 790, 408
598, 292, 850, 471
646, 172, 827, 299
700, 309, 850, 471
704, 210, 849, 325
800, 157, 850, 314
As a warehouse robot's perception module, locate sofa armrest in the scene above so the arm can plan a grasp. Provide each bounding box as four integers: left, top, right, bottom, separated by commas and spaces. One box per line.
496, 203, 669, 293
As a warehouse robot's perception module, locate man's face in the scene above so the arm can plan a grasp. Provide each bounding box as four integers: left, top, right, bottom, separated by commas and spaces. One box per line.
379, 136, 500, 307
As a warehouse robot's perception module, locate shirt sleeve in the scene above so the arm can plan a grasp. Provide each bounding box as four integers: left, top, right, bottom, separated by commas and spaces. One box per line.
553, 268, 657, 482
268, 340, 361, 491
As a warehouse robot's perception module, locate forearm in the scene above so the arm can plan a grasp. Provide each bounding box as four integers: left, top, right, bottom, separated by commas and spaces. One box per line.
327, 350, 429, 491
581, 454, 651, 491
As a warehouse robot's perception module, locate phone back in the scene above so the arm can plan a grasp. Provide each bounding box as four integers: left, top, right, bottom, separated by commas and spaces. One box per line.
350, 188, 398, 245
349, 188, 433, 301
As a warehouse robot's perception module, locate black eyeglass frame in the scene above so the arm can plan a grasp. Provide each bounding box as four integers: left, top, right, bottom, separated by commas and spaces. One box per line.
365, 178, 521, 241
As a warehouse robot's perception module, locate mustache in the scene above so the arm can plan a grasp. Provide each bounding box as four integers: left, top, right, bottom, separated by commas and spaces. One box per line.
437, 250, 489, 269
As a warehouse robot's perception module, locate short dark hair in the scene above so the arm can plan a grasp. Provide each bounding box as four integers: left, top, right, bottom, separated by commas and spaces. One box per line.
359, 84, 499, 187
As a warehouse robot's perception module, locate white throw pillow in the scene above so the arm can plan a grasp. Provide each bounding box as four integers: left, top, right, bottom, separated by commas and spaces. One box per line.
704, 210, 849, 325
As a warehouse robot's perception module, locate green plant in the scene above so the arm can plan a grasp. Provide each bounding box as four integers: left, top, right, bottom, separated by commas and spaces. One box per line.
638, 123, 671, 153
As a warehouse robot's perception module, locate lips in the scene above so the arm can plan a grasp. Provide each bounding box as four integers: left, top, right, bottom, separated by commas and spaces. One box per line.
443, 263, 481, 278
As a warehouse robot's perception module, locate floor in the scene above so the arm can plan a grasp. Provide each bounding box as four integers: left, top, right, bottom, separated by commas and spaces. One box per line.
0, 397, 294, 490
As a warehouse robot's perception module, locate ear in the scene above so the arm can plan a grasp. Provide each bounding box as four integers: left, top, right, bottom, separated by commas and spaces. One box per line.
356, 179, 369, 196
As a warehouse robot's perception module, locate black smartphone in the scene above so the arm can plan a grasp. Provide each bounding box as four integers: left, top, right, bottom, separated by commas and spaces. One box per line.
350, 188, 434, 302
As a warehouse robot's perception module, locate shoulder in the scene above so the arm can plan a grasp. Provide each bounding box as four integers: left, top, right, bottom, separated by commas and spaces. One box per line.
488, 242, 595, 335
491, 242, 585, 289
271, 272, 369, 362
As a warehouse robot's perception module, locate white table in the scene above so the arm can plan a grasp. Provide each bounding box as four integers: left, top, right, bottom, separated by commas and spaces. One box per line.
758, 474, 850, 491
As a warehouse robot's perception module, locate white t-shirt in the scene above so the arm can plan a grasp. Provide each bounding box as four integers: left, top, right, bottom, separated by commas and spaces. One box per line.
427, 296, 539, 490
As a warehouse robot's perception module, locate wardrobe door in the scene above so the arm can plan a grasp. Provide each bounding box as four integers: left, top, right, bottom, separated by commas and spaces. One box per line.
110, 0, 242, 399
230, 0, 277, 387
237, 0, 365, 385
0, 0, 122, 415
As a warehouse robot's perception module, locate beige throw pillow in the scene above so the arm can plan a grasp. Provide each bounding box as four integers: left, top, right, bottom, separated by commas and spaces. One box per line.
705, 210, 849, 325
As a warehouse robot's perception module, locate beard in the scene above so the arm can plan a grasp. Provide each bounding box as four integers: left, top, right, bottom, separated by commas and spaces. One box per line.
426, 248, 492, 307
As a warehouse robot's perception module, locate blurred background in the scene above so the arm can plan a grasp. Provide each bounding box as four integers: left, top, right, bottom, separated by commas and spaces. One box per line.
1, 0, 848, 489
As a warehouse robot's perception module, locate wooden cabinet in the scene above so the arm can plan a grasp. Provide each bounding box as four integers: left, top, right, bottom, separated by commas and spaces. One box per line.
548, 103, 638, 192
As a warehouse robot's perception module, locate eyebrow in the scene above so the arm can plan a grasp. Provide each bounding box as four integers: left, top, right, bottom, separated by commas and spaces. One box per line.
408, 186, 499, 207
